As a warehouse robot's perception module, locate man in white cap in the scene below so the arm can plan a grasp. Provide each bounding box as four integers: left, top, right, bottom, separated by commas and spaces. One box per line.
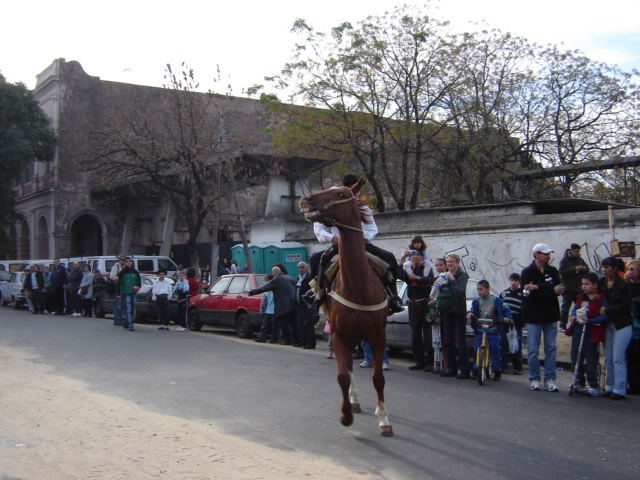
521, 243, 565, 392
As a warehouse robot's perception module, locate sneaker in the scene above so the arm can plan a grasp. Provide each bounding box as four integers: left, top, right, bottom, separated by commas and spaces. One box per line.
586, 388, 600, 397
128, 327, 135, 331
359, 361, 372, 368
492, 371, 502, 381
513, 369, 523, 375
545, 379, 559, 392
176, 327, 187, 332
530, 380, 541, 391
383, 363, 389, 370
326, 350, 334, 359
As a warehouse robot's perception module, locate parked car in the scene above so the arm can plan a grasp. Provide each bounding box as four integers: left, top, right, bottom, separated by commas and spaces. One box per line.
0, 271, 28, 309
94, 274, 177, 322
187, 273, 266, 338
0, 271, 10, 282
385, 279, 479, 351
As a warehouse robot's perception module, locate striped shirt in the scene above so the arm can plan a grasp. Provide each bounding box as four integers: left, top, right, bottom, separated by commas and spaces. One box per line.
500, 288, 524, 327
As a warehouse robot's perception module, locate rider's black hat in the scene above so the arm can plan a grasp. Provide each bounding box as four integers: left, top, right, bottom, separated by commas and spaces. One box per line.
341, 174, 359, 187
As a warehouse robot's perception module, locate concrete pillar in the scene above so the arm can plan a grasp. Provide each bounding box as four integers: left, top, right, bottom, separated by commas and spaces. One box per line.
159, 201, 176, 257
119, 205, 136, 256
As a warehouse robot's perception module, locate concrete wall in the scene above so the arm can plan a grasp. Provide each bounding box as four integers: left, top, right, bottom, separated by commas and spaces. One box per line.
256, 205, 640, 293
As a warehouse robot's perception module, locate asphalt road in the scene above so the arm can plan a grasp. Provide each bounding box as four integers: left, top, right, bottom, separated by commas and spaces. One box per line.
1, 307, 639, 480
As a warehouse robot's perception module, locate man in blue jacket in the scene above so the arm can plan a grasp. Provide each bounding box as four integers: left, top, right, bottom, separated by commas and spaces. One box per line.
50, 258, 68, 315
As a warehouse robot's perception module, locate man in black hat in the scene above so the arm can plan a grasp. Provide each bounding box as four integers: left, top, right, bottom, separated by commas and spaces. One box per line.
305, 173, 403, 313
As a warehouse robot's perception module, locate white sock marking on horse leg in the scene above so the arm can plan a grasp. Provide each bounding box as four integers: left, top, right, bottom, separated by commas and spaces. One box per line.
349, 371, 359, 405
375, 401, 390, 427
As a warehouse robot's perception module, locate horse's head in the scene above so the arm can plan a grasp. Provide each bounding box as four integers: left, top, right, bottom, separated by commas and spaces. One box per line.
299, 178, 365, 228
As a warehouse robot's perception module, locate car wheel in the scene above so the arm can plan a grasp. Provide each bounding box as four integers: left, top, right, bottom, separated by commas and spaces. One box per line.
187, 309, 203, 331
235, 312, 252, 339
12, 296, 20, 309
94, 299, 106, 318
0, 292, 6, 306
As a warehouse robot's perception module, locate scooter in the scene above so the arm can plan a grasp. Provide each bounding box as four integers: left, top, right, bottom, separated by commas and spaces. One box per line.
568, 320, 587, 397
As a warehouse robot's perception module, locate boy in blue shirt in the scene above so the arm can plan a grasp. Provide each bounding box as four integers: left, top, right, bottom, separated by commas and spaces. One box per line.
467, 280, 512, 380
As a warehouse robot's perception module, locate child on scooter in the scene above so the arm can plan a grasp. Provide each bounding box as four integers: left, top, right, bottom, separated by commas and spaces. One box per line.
568, 272, 608, 396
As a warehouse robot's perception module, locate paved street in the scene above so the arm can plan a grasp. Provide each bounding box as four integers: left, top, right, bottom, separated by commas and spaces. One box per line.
1, 307, 639, 480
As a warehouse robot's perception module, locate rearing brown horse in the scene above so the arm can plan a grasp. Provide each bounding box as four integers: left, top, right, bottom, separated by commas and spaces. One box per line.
299, 178, 393, 437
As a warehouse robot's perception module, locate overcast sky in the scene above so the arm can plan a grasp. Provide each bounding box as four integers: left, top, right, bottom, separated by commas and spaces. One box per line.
2, 0, 639, 95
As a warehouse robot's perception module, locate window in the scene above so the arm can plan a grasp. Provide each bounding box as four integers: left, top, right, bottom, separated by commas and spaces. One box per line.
211, 276, 232, 294
158, 259, 176, 272
137, 260, 154, 272
228, 276, 248, 294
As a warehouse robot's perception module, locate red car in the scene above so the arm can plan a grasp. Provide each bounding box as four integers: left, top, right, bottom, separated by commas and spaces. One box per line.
187, 274, 266, 338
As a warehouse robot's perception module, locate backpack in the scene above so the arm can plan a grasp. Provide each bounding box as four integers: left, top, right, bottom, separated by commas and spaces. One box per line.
436, 282, 458, 313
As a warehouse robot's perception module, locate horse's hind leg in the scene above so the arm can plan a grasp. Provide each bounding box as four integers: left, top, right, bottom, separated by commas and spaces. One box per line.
349, 372, 361, 413
334, 338, 354, 427
371, 337, 393, 437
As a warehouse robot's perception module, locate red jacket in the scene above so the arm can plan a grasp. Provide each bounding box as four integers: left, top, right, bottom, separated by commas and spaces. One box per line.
187, 277, 200, 297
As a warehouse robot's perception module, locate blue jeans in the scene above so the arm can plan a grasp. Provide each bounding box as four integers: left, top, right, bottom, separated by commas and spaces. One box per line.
113, 294, 125, 324
122, 294, 136, 328
526, 322, 557, 381
603, 323, 632, 395
361, 340, 389, 364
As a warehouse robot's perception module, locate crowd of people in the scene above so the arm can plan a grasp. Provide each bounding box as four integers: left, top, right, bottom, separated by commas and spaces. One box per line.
13, 174, 639, 399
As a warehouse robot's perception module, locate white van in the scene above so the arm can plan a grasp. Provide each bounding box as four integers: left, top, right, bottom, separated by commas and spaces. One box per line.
82, 256, 179, 277
0, 260, 30, 273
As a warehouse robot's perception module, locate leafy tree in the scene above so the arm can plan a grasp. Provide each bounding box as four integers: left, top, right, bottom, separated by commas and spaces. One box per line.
0, 74, 57, 257
254, 2, 640, 209
78, 64, 266, 268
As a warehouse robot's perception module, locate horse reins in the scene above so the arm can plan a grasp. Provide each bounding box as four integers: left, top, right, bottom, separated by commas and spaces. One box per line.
320, 190, 363, 233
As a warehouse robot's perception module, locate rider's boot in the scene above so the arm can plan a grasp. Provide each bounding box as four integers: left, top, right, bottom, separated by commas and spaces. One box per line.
303, 290, 325, 308
388, 294, 404, 314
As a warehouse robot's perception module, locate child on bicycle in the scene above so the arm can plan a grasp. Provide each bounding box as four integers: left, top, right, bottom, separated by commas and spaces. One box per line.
466, 280, 513, 380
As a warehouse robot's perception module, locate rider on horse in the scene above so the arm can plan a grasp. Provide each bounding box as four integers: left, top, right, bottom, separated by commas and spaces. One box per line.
303, 173, 404, 314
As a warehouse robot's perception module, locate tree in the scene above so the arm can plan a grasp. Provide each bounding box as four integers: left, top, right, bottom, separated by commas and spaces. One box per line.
255, 2, 640, 209
0, 74, 57, 257
78, 64, 265, 268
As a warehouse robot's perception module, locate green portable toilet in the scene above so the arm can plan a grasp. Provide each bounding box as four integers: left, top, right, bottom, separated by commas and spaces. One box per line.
231, 243, 265, 273
262, 242, 307, 276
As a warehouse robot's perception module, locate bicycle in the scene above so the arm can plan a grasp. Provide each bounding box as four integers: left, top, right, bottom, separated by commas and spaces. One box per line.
475, 317, 494, 386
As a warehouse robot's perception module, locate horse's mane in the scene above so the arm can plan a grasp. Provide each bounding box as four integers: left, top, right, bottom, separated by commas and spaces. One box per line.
357, 194, 374, 225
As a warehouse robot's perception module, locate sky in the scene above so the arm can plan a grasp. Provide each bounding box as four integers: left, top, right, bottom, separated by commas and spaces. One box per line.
2, 0, 639, 96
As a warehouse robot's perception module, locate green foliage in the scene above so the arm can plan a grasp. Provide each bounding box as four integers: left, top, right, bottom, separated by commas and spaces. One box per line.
259, 3, 640, 209
0, 74, 57, 255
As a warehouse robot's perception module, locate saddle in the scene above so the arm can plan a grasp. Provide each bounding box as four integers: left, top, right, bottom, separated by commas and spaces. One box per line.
310, 249, 393, 300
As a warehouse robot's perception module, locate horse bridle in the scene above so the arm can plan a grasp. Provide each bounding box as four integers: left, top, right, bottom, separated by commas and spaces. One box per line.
319, 189, 363, 233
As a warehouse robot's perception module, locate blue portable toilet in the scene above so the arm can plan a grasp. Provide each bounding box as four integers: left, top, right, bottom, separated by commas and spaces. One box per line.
262, 242, 307, 276
231, 243, 266, 273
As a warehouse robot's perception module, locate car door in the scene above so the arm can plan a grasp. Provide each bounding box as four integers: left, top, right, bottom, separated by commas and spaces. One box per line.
387, 282, 412, 348
216, 275, 250, 325
200, 276, 232, 324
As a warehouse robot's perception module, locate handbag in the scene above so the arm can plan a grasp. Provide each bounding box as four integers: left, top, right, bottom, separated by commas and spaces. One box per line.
435, 282, 458, 313
80, 286, 89, 294
508, 325, 519, 353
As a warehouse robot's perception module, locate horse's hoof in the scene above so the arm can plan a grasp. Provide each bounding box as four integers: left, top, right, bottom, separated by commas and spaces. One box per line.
341, 414, 353, 427
379, 425, 394, 437
351, 403, 361, 414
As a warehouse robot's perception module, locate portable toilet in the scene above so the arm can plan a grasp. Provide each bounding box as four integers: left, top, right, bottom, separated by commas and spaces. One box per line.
262, 242, 307, 276
231, 243, 265, 273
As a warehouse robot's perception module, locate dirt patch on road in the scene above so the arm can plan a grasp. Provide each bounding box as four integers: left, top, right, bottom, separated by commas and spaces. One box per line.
0, 347, 379, 480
